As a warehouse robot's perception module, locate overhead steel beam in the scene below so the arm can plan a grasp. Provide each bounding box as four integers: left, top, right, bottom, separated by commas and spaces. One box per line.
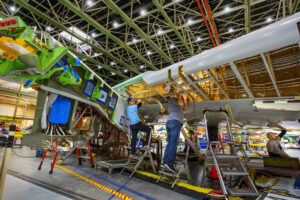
283, 0, 286, 18
12, 0, 136, 79
229, 62, 254, 98
0, 87, 37, 101
260, 53, 281, 97
292, 0, 299, 14
245, 0, 251, 33
102, 0, 174, 65
100, 0, 268, 54
59, 0, 158, 71
0, 11, 7, 18
152, 0, 193, 56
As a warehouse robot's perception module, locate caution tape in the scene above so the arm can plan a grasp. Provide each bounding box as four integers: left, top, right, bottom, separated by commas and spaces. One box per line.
55, 165, 134, 200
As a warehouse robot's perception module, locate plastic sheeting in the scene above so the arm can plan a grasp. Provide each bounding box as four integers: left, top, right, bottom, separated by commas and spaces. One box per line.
41, 93, 57, 130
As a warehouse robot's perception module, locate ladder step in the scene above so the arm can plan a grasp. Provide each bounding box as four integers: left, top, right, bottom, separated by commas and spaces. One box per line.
221, 169, 249, 176
123, 164, 137, 170
227, 188, 259, 197
78, 156, 90, 159
158, 170, 177, 178
129, 155, 141, 160
77, 147, 88, 149
215, 154, 239, 159
210, 141, 233, 145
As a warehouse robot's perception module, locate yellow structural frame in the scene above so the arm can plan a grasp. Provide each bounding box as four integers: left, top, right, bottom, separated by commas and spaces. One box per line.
0, 36, 37, 61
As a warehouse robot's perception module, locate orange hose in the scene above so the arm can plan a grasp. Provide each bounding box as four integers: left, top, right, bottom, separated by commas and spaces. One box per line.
203, 0, 221, 45
196, 0, 216, 47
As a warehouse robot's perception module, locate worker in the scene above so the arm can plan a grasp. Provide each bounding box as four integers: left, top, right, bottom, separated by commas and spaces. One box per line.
126, 97, 151, 156
266, 128, 287, 157
162, 90, 189, 173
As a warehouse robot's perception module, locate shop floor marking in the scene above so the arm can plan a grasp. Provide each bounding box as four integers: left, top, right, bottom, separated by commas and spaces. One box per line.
135, 170, 213, 194
55, 165, 134, 200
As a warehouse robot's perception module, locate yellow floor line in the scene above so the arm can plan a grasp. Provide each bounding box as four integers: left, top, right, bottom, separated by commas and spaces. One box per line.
46, 152, 211, 195
135, 170, 213, 194
56, 165, 134, 200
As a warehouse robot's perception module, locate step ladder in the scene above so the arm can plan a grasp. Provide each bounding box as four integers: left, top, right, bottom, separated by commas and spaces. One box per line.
203, 110, 259, 199
38, 140, 74, 174
121, 129, 156, 177
76, 140, 95, 168
156, 145, 191, 188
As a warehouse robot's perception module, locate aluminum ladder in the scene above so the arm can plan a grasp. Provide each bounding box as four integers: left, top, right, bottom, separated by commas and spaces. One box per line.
156, 144, 191, 188
121, 128, 156, 177
203, 110, 259, 199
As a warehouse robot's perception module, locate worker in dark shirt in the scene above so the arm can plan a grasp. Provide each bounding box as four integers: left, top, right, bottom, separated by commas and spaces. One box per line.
126, 97, 151, 156
162, 90, 189, 173
266, 129, 287, 157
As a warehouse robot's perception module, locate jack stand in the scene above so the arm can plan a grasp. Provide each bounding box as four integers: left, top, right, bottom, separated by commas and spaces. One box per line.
0, 133, 14, 199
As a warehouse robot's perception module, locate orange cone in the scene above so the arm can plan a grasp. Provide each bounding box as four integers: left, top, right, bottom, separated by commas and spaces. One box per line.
207, 147, 223, 179
207, 166, 219, 179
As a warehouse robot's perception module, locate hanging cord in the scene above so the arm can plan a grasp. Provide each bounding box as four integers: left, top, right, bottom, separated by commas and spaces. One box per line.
225, 103, 237, 135
11, 148, 38, 158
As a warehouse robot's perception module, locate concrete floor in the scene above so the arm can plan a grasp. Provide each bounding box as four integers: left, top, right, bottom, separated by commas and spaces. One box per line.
3, 174, 72, 200
1, 147, 195, 200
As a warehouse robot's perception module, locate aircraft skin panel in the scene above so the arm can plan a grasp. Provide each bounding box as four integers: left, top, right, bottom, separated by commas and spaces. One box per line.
121, 44, 300, 102
142, 12, 300, 86
138, 98, 300, 128
113, 97, 130, 133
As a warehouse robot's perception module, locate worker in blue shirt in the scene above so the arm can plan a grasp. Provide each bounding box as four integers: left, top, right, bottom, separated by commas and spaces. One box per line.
126, 97, 151, 156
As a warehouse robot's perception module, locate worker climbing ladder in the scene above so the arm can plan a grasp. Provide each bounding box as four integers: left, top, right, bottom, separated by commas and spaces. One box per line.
202, 109, 259, 199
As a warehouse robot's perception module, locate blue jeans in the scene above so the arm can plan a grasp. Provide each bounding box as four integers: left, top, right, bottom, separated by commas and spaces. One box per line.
163, 120, 182, 166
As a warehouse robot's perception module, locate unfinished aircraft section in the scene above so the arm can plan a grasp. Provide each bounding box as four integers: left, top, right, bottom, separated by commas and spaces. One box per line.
0, 1, 300, 200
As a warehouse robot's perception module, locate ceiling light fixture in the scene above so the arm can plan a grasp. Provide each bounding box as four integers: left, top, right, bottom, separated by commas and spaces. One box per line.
9, 6, 16, 12
196, 36, 202, 42
91, 32, 97, 37
187, 19, 193, 25
124, 69, 128, 73
146, 51, 152, 55
266, 17, 273, 23
110, 61, 116, 66
224, 6, 231, 12
111, 72, 116, 76
140, 65, 145, 69
86, 0, 94, 7
140, 9, 147, 16
97, 65, 102, 69
170, 44, 175, 49
157, 29, 163, 35
112, 21, 119, 28
132, 38, 138, 43
228, 27, 234, 33
46, 26, 53, 31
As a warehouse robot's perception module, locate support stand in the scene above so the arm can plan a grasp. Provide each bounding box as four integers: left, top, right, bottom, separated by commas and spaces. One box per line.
0, 134, 14, 199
